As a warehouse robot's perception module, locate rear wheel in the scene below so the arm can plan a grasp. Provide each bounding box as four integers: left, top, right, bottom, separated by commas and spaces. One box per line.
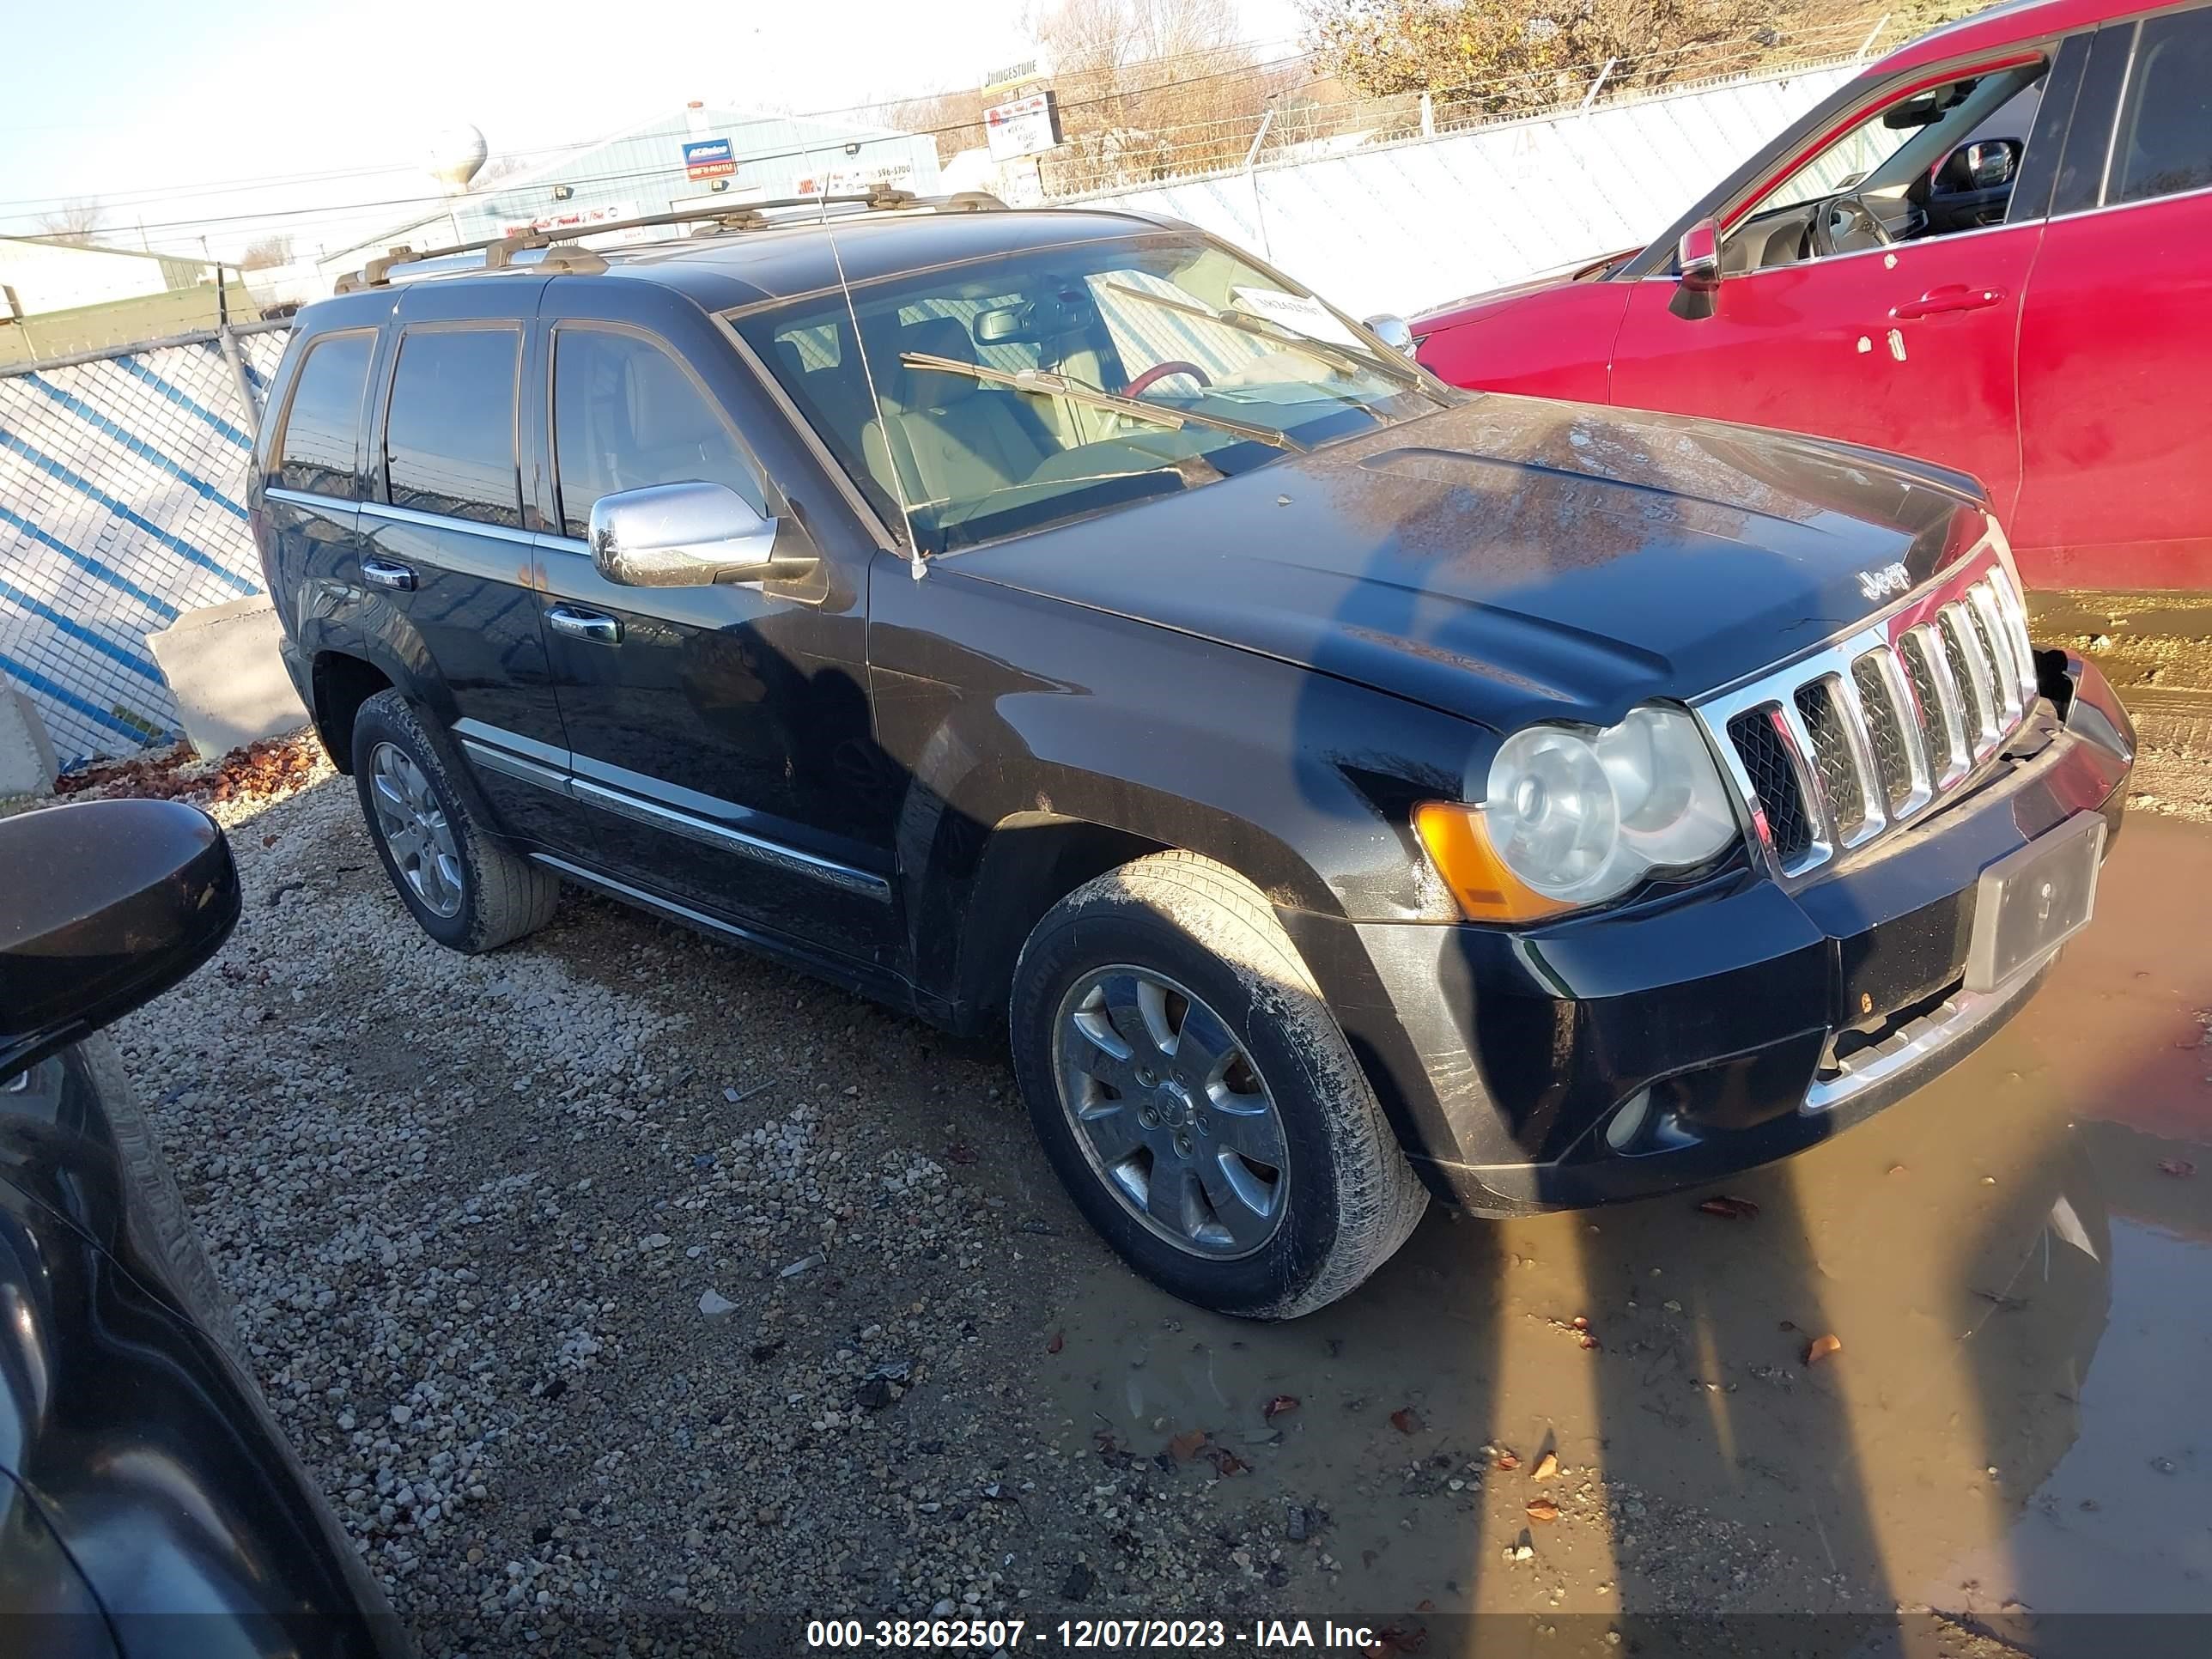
350, 690, 558, 953
1010, 851, 1427, 1318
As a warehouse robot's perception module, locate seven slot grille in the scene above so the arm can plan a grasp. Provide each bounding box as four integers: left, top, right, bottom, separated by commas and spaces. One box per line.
1699, 554, 2039, 878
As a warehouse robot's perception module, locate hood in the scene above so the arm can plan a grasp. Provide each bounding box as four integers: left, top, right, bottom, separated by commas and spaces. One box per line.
947, 394, 1988, 733
1413, 249, 1637, 332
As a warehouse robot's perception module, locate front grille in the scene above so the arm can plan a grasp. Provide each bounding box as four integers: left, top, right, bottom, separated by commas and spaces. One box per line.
1794, 680, 1866, 839
1852, 656, 1914, 813
1699, 548, 2038, 878
1726, 709, 1812, 863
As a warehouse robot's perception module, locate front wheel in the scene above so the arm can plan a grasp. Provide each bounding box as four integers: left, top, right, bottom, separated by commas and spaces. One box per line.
1010, 851, 1427, 1318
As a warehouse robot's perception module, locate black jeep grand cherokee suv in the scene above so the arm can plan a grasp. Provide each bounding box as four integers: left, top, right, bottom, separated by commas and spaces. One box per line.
251, 196, 2134, 1319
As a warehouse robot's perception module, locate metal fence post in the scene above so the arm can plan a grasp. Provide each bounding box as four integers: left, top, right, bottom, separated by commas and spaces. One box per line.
1243, 108, 1277, 262
1419, 93, 1434, 140
1581, 58, 1618, 115
216, 325, 263, 428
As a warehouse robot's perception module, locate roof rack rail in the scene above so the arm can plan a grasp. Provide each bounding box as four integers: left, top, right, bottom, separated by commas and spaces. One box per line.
334, 189, 1010, 292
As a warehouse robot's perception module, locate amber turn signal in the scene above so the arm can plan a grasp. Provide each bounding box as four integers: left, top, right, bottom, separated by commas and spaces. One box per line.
1412, 802, 1579, 923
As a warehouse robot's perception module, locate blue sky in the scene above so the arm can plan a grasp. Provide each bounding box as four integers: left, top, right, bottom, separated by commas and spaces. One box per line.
0, 0, 1307, 259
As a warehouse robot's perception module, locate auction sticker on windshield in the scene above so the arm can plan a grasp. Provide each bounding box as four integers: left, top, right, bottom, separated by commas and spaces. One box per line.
1229, 287, 1362, 348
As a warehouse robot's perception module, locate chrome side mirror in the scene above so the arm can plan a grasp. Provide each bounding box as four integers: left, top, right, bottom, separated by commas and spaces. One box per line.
587, 482, 808, 587
1670, 217, 1723, 323
1677, 218, 1723, 294
1363, 313, 1417, 356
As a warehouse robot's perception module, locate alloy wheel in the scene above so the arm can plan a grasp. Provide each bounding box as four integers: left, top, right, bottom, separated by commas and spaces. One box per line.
368, 741, 465, 919
1050, 965, 1290, 1259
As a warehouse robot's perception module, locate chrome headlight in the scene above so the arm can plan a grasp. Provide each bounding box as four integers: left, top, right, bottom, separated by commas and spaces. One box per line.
1417, 704, 1741, 919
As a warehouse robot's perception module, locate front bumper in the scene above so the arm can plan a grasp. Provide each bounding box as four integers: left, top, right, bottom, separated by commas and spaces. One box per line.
1289, 652, 2135, 1215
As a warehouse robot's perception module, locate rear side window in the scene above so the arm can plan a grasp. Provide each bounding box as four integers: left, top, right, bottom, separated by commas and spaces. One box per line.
2111, 9, 2212, 206
275, 331, 371, 499
384, 327, 521, 527
552, 327, 764, 540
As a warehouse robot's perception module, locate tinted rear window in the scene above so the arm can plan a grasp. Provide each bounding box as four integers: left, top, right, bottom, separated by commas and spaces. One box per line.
275, 331, 371, 499
384, 327, 521, 527
2112, 9, 2212, 206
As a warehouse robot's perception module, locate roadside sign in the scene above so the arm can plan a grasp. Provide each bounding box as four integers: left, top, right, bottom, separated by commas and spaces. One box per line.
497, 201, 652, 248
684, 138, 736, 181
981, 52, 1052, 96
984, 91, 1062, 163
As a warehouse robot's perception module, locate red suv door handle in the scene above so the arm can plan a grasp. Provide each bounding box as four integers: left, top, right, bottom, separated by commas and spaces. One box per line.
1892, 285, 2007, 321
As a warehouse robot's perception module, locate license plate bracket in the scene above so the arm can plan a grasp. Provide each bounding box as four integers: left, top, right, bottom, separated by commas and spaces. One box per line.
1966, 811, 2106, 994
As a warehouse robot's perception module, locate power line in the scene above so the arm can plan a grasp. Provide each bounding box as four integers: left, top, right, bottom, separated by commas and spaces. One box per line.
0, 35, 1316, 219
6, 46, 1331, 248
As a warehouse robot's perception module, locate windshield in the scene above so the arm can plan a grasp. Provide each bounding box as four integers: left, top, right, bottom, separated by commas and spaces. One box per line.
728, 231, 1449, 555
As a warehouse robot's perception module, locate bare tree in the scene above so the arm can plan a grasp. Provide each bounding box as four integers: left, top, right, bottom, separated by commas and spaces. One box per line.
240, 234, 295, 270
33, 198, 107, 247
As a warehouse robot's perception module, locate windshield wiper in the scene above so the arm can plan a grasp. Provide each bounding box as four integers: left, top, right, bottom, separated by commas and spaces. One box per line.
1098, 283, 1444, 399
898, 354, 1306, 452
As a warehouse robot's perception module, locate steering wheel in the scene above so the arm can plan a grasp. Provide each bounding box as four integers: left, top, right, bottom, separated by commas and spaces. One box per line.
1122, 360, 1211, 398
1808, 192, 1897, 258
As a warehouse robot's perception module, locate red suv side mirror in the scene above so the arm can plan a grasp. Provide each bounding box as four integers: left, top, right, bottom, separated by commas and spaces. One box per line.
1672, 218, 1723, 322
1677, 219, 1723, 293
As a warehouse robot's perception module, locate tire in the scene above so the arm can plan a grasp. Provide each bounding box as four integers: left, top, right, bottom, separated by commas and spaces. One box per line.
1010, 850, 1428, 1319
350, 690, 558, 953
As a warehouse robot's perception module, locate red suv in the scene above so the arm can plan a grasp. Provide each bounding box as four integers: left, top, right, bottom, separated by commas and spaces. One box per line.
1413, 0, 2212, 590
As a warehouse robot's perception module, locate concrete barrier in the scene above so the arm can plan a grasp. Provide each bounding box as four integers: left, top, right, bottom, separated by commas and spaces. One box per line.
144, 594, 308, 759
0, 685, 58, 797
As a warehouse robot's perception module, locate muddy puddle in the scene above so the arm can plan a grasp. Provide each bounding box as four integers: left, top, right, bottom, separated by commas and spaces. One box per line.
1033, 817, 2212, 1639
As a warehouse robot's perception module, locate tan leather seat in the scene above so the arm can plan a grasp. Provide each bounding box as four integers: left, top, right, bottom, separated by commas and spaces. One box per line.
862, 317, 1051, 516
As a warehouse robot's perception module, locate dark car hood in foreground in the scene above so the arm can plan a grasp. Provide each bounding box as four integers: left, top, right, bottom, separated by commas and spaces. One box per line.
949, 394, 1986, 733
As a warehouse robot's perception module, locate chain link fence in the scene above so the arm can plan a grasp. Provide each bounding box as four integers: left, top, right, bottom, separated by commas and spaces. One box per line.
1030, 16, 1898, 198
0, 320, 289, 767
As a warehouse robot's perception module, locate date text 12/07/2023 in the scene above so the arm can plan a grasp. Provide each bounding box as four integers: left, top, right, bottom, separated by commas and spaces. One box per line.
804, 1618, 1387, 1649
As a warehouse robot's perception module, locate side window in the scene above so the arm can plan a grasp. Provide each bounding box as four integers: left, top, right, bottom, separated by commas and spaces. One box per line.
2110, 9, 2212, 206
274, 331, 372, 499
384, 327, 521, 528
1729, 60, 2047, 270
552, 328, 765, 540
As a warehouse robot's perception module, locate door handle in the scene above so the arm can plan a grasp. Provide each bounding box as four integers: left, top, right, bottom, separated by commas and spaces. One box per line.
546, 605, 623, 645
1892, 285, 2006, 321
360, 556, 416, 592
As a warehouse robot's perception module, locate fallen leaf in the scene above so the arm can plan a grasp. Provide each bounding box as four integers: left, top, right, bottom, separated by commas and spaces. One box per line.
1493, 1449, 1521, 1472
1263, 1394, 1300, 1420
1047, 1330, 1064, 1355
1525, 1498, 1560, 1523
1697, 1195, 1761, 1220
1205, 1446, 1248, 1476
1806, 1333, 1844, 1365
1390, 1407, 1423, 1434
1167, 1430, 1207, 1463
1532, 1451, 1559, 1481
2160, 1158, 2197, 1178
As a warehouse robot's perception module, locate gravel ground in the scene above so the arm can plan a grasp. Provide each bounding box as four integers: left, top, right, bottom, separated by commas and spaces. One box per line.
106, 775, 1300, 1653
103, 768, 1907, 1656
